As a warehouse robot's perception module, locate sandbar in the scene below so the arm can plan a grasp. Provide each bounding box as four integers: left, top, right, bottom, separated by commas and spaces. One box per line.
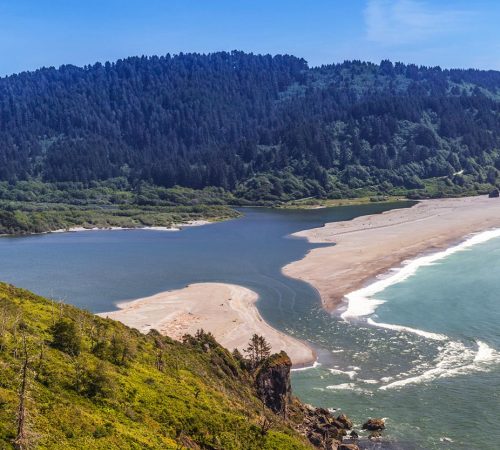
283, 195, 500, 311
99, 282, 315, 366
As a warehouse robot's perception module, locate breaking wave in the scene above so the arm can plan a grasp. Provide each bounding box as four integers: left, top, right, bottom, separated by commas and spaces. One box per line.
380, 340, 500, 390
291, 361, 321, 372
366, 318, 447, 341
336, 228, 500, 392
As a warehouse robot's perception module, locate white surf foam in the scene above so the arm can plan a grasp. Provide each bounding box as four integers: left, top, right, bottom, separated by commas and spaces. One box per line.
291, 361, 321, 372
474, 340, 497, 363
326, 382, 357, 390
367, 318, 447, 341
380, 340, 500, 390
341, 228, 500, 321
326, 383, 372, 395
329, 368, 358, 379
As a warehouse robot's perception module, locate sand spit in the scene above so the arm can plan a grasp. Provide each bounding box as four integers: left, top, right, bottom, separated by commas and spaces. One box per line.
99, 282, 315, 366
283, 195, 500, 311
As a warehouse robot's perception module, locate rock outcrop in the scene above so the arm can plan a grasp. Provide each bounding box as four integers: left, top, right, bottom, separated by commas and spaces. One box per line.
362, 418, 385, 431
255, 351, 292, 417
255, 351, 387, 449
489, 188, 500, 198
293, 403, 362, 449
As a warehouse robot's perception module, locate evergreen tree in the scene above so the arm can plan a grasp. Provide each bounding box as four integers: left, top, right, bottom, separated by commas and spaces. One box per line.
49, 318, 81, 356
245, 334, 272, 368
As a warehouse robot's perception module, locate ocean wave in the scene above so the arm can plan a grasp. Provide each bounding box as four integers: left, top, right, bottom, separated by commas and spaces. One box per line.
366, 318, 447, 341
291, 361, 321, 372
329, 368, 358, 379
474, 340, 497, 363
341, 228, 500, 321
328, 366, 381, 385
326, 382, 357, 390
326, 383, 372, 394
380, 340, 500, 390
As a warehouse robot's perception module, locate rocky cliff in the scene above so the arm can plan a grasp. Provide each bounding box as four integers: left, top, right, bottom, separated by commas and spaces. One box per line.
255, 351, 292, 417
255, 351, 390, 450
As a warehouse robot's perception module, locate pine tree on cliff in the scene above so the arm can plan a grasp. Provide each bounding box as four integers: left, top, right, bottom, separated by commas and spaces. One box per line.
245, 334, 271, 368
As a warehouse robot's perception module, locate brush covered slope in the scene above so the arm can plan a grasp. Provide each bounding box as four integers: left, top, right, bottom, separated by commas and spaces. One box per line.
0, 283, 312, 449
0, 181, 239, 235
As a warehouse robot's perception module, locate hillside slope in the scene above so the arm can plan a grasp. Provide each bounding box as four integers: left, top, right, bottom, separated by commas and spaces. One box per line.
0, 283, 312, 449
0, 52, 499, 200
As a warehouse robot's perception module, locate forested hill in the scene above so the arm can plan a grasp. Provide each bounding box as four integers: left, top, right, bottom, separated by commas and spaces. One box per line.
1, 51, 500, 201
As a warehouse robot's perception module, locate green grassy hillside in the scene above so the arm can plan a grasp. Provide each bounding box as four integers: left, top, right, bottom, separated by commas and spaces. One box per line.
0, 283, 311, 449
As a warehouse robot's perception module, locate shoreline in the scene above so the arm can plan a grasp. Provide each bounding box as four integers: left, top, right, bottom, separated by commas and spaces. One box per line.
50, 219, 212, 234
342, 227, 500, 322
283, 195, 500, 312
0, 220, 213, 238
99, 282, 316, 367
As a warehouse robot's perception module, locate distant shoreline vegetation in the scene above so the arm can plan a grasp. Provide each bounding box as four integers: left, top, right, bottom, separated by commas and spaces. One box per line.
0, 180, 240, 235
0, 176, 492, 236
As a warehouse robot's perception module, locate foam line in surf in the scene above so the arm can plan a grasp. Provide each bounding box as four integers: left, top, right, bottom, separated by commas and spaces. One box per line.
341, 227, 500, 320
367, 318, 447, 341
326, 383, 372, 394
379, 340, 500, 390
291, 361, 321, 372
329, 368, 358, 379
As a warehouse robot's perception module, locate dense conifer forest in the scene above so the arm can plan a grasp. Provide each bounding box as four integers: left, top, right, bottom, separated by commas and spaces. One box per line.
0, 51, 499, 202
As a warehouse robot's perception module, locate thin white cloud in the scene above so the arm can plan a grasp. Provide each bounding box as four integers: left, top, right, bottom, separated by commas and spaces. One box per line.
364, 0, 470, 45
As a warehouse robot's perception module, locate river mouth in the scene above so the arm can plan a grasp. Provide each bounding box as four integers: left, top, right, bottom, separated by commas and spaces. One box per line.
2, 201, 498, 448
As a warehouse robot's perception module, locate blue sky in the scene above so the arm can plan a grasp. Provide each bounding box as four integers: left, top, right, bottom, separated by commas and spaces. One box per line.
0, 0, 498, 76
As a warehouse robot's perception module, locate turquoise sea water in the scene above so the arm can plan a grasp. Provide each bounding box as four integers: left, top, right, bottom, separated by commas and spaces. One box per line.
292, 231, 500, 450
0, 203, 498, 449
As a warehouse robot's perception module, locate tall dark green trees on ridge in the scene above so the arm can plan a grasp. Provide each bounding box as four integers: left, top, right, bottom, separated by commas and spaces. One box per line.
0, 51, 499, 199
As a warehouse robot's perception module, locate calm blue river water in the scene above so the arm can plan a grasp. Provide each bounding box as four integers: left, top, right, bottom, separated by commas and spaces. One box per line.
0, 202, 498, 449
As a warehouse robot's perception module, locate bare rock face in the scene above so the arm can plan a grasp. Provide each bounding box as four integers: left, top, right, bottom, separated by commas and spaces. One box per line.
368, 430, 382, 440
254, 353, 387, 449
336, 414, 353, 430
294, 403, 359, 449
362, 418, 385, 431
255, 351, 292, 416
338, 444, 360, 450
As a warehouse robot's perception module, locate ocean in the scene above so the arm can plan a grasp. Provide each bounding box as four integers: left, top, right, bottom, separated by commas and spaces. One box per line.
0, 203, 498, 449
292, 229, 500, 449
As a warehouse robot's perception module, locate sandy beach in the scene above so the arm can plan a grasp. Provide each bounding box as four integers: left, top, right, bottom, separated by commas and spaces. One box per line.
99, 282, 315, 366
283, 195, 500, 312
50, 219, 212, 234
